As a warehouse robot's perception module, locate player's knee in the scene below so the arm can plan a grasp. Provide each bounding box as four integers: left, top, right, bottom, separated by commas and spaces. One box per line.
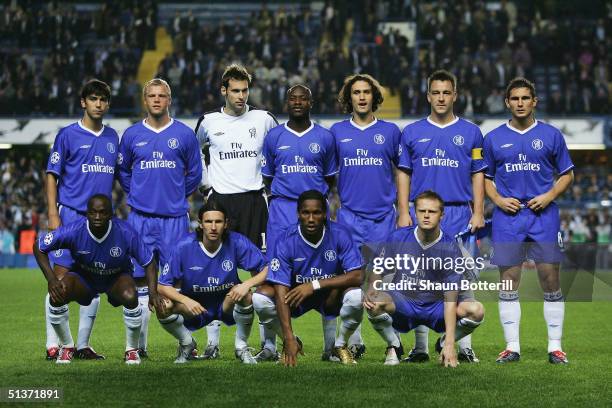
120, 287, 138, 308
461, 300, 485, 321
155, 298, 174, 319
252, 292, 277, 323
342, 288, 363, 309
255, 284, 275, 298
239, 291, 253, 306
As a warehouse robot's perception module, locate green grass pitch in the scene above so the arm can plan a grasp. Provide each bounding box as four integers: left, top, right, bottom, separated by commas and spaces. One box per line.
1, 268, 611, 407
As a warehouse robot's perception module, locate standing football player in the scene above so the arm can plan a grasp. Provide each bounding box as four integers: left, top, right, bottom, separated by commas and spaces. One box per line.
401, 70, 486, 363
44, 79, 119, 361
194, 64, 277, 359
483, 77, 574, 364
331, 74, 410, 359
118, 78, 202, 358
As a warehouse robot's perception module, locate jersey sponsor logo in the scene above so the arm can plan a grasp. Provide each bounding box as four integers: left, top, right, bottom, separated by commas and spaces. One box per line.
374, 134, 385, 144
249, 127, 257, 138
107, 143, 116, 153
135, 141, 148, 147
79, 144, 91, 149
168, 138, 179, 149
501, 143, 513, 148
340, 138, 353, 143
531, 139, 543, 150
417, 138, 431, 143
54, 249, 64, 257
43, 232, 54, 245
504, 153, 541, 172
270, 258, 280, 271
324, 250, 337, 262
343, 148, 384, 167
109, 246, 122, 257
140, 151, 177, 169
50, 152, 60, 164
162, 263, 170, 275
118, 153, 123, 165
295, 272, 337, 283
82, 155, 115, 174
222, 259, 234, 272
453, 135, 464, 146
218, 142, 258, 161
420, 148, 459, 168
277, 145, 291, 150
281, 155, 318, 174
309, 143, 321, 154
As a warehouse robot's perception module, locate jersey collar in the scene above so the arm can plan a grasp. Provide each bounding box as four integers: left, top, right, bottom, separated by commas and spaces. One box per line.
142, 118, 174, 133
78, 120, 105, 137
284, 122, 314, 137
413, 226, 443, 250
298, 225, 326, 249
221, 105, 250, 117
349, 117, 378, 131
426, 115, 459, 129
87, 220, 112, 243
505, 119, 538, 135
199, 241, 223, 258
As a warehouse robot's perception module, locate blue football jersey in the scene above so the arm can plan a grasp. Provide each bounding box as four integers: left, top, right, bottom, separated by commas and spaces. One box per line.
38, 218, 153, 275
402, 117, 486, 202
483, 120, 574, 200
159, 231, 266, 295
46, 121, 119, 212
262, 123, 337, 199
118, 119, 202, 216
332, 119, 408, 220
267, 222, 364, 288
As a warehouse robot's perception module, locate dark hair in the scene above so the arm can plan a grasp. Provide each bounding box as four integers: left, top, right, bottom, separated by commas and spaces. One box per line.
221, 63, 252, 89
414, 190, 444, 213
286, 84, 312, 99
338, 74, 384, 113
80, 79, 111, 101
297, 190, 327, 213
427, 69, 457, 92
87, 194, 112, 210
505, 77, 536, 99
196, 199, 230, 242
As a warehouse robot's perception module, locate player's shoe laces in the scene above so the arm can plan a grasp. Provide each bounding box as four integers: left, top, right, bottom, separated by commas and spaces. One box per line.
348, 343, 367, 360
124, 349, 141, 365
137, 348, 148, 359
200, 345, 220, 360
174, 339, 197, 364
46, 346, 60, 360
548, 350, 568, 364
402, 348, 430, 363
235, 347, 258, 364
254, 347, 279, 362
74, 346, 106, 360
496, 350, 521, 364
321, 351, 341, 362
332, 345, 356, 365
384, 346, 402, 366
458, 348, 480, 363
56, 346, 75, 364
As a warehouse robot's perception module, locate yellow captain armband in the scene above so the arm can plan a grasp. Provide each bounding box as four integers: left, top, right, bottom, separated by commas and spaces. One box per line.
471, 148, 483, 160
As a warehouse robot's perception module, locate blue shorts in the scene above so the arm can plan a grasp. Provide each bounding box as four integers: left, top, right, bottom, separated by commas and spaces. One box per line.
490, 203, 563, 266
388, 291, 446, 333
260, 291, 340, 321
337, 206, 395, 249
128, 210, 190, 278
68, 271, 130, 307
266, 197, 298, 258
183, 292, 235, 331
49, 205, 85, 269
410, 203, 472, 238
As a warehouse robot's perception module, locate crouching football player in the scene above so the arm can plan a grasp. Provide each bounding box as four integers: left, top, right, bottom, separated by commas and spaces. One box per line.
155, 200, 268, 364
34, 194, 162, 365
253, 190, 365, 366
364, 191, 485, 367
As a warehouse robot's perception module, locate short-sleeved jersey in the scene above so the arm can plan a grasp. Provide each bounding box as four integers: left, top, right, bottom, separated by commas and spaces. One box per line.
195, 106, 278, 194
46, 121, 119, 212
118, 119, 202, 217
38, 218, 153, 276
267, 222, 364, 288
262, 122, 337, 199
379, 226, 462, 304
483, 120, 574, 200
402, 117, 486, 202
332, 119, 408, 220
158, 231, 266, 296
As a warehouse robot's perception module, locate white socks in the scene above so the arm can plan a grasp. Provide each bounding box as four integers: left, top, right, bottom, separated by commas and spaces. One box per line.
159, 314, 193, 346
439, 317, 483, 348
368, 312, 400, 348
123, 305, 142, 351
335, 289, 364, 347
544, 290, 565, 353
413, 325, 429, 353
137, 287, 150, 351
45, 294, 59, 348
233, 304, 254, 350
252, 293, 282, 351
322, 318, 337, 353
206, 320, 221, 347
76, 296, 100, 350
499, 290, 521, 353
48, 304, 74, 348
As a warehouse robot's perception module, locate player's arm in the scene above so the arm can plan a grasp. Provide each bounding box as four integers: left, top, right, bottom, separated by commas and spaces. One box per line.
441, 290, 459, 368
469, 171, 485, 232
527, 170, 574, 212
143, 261, 163, 311
274, 283, 302, 367
117, 133, 133, 193
227, 266, 269, 302
157, 284, 206, 315
33, 236, 66, 304
485, 178, 521, 214
184, 132, 203, 196
284, 268, 364, 308
396, 168, 412, 227
45, 173, 61, 230
263, 176, 272, 196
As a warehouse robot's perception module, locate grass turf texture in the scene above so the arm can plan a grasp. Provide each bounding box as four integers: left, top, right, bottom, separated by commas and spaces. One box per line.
1, 268, 611, 407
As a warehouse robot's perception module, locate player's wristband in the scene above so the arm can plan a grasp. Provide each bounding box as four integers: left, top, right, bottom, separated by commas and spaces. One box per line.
311, 280, 321, 291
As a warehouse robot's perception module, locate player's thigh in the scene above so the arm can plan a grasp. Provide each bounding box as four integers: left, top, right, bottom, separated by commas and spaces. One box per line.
53, 264, 70, 280
255, 283, 275, 298
499, 265, 522, 289
535, 262, 561, 292
107, 273, 138, 309
322, 287, 343, 315
58, 273, 95, 306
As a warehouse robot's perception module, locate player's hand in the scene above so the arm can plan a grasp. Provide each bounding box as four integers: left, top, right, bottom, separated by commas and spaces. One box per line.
48, 278, 66, 304
363, 288, 378, 310
48, 213, 61, 230
495, 197, 521, 214
439, 343, 458, 368
282, 336, 303, 367
397, 212, 413, 228
227, 283, 251, 302
527, 193, 553, 212
148, 292, 165, 312
285, 283, 314, 308
469, 213, 485, 233
183, 298, 206, 317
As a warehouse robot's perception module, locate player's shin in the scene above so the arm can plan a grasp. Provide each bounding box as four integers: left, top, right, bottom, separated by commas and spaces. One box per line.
252, 293, 281, 351
123, 305, 142, 351
158, 314, 193, 346
137, 287, 150, 351
413, 325, 429, 353
367, 312, 400, 347
543, 290, 564, 352
499, 290, 521, 353
207, 320, 221, 346
335, 289, 364, 347
48, 304, 74, 347
233, 304, 254, 350
76, 295, 99, 350
322, 317, 337, 354
45, 293, 60, 348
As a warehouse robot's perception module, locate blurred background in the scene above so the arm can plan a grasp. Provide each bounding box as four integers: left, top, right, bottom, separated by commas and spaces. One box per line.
0, 0, 609, 269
